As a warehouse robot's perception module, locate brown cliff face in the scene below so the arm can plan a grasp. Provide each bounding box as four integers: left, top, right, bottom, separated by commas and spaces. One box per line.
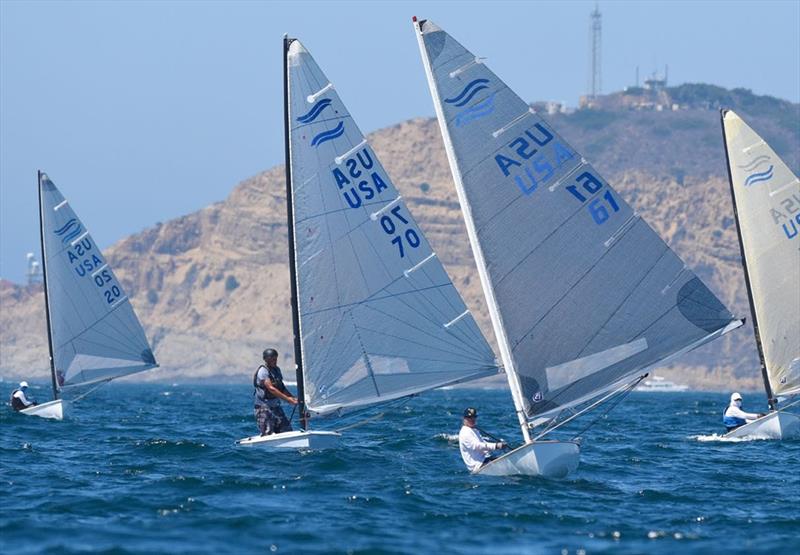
2, 106, 798, 390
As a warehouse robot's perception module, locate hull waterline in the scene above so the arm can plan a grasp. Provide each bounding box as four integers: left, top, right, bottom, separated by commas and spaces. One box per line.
475, 440, 580, 478
19, 399, 65, 420
236, 430, 342, 449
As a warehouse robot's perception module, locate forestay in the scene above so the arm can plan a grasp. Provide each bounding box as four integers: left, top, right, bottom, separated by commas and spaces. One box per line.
40, 174, 158, 389
722, 111, 800, 398
286, 39, 498, 416
415, 20, 740, 421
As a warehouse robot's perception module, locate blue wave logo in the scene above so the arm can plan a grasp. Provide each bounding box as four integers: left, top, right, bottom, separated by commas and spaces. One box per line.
444, 78, 490, 107
455, 93, 496, 127
297, 98, 332, 124
53, 218, 82, 244
311, 121, 345, 147
744, 165, 774, 187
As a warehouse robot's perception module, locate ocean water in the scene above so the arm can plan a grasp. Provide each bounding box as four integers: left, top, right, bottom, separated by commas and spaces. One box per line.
1, 382, 798, 554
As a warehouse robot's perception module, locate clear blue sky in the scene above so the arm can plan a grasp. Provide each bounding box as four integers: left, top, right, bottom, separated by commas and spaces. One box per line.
2, 0, 798, 283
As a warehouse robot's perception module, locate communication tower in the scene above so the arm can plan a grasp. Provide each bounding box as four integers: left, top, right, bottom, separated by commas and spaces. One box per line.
589, 4, 602, 98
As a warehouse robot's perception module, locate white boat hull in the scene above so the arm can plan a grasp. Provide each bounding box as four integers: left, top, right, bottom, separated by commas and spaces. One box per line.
19, 399, 65, 420
236, 430, 341, 449
724, 409, 800, 440
475, 440, 580, 478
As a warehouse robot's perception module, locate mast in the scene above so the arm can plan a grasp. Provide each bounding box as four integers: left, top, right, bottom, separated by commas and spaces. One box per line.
38, 171, 59, 400
283, 35, 308, 429
413, 18, 531, 443
720, 110, 775, 411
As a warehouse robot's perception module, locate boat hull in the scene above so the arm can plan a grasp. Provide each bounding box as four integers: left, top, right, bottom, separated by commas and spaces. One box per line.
19, 399, 65, 420
474, 440, 580, 478
236, 430, 341, 449
724, 409, 800, 440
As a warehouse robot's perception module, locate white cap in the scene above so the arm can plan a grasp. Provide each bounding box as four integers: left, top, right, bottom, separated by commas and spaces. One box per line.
19, 381, 29, 388
731, 392, 743, 402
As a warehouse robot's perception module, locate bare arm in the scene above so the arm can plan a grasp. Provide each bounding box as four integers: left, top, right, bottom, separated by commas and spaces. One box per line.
265, 380, 298, 404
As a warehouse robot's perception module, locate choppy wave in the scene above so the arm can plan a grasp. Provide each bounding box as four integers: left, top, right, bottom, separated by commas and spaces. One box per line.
1, 384, 798, 554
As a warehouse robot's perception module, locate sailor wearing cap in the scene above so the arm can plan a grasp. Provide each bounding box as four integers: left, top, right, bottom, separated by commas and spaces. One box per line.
253, 348, 298, 436
722, 392, 762, 432
458, 407, 507, 472
9, 381, 37, 412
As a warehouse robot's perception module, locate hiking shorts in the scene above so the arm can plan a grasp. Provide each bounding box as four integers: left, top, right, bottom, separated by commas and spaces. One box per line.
254, 403, 292, 435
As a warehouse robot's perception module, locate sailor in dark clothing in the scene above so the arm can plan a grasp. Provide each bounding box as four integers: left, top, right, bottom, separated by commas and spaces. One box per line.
10, 381, 37, 411
253, 348, 298, 435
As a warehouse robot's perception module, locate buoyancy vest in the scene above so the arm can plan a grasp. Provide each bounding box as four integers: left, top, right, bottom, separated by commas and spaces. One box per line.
10, 389, 26, 411
722, 407, 746, 430
253, 365, 287, 402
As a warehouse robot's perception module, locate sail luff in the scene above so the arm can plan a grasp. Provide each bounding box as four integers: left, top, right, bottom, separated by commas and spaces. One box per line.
720, 109, 775, 410
284, 35, 309, 429
38, 170, 60, 401
413, 18, 531, 443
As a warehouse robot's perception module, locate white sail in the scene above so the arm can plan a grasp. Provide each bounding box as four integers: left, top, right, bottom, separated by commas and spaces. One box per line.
40, 173, 158, 389
722, 110, 800, 398
286, 39, 498, 416
414, 19, 741, 425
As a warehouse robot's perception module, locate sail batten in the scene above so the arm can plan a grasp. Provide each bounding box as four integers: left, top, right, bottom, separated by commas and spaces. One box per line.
38, 174, 158, 391
722, 110, 800, 401
286, 38, 498, 415
415, 20, 740, 425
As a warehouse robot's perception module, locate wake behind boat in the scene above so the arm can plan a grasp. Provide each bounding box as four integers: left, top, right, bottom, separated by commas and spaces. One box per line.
17, 172, 159, 420
719, 110, 800, 440
413, 18, 742, 476
236, 36, 499, 449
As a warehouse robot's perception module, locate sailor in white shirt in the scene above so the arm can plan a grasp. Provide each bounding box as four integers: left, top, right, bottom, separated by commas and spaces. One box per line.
722, 392, 764, 432
10, 381, 37, 412
458, 407, 506, 472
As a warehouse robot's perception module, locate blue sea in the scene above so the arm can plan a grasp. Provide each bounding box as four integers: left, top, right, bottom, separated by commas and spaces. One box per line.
1, 383, 798, 554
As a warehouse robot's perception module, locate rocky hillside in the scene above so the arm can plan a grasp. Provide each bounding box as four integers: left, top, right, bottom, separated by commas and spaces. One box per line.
2, 88, 798, 390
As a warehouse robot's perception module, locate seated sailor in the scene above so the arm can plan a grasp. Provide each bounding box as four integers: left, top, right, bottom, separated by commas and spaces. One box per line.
723, 392, 763, 431
10, 381, 37, 411
458, 407, 506, 472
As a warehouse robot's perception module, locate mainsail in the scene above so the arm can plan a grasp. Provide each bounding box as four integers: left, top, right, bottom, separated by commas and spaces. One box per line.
722, 110, 800, 400
414, 19, 741, 430
285, 38, 498, 416
39, 172, 158, 392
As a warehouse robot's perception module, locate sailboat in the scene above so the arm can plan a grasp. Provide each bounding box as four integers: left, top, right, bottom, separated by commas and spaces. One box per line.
21, 172, 159, 420
720, 110, 800, 440
236, 36, 499, 449
413, 18, 743, 476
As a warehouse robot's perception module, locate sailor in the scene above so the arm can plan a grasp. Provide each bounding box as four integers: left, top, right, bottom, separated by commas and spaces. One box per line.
9, 381, 37, 411
458, 407, 507, 472
722, 392, 763, 432
253, 348, 298, 436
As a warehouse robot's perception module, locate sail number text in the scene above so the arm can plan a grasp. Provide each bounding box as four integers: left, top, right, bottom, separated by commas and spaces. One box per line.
66, 237, 124, 305
565, 171, 620, 225
379, 206, 420, 258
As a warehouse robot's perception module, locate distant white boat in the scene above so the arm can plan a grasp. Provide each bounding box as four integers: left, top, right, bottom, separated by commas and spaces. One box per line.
637, 375, 689, 392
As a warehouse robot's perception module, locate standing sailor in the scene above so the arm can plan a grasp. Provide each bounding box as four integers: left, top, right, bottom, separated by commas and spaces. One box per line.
723, 392, 763, 432
253, 348, 298, 436
10, 382, 37, 412
458, 408, 507, 472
